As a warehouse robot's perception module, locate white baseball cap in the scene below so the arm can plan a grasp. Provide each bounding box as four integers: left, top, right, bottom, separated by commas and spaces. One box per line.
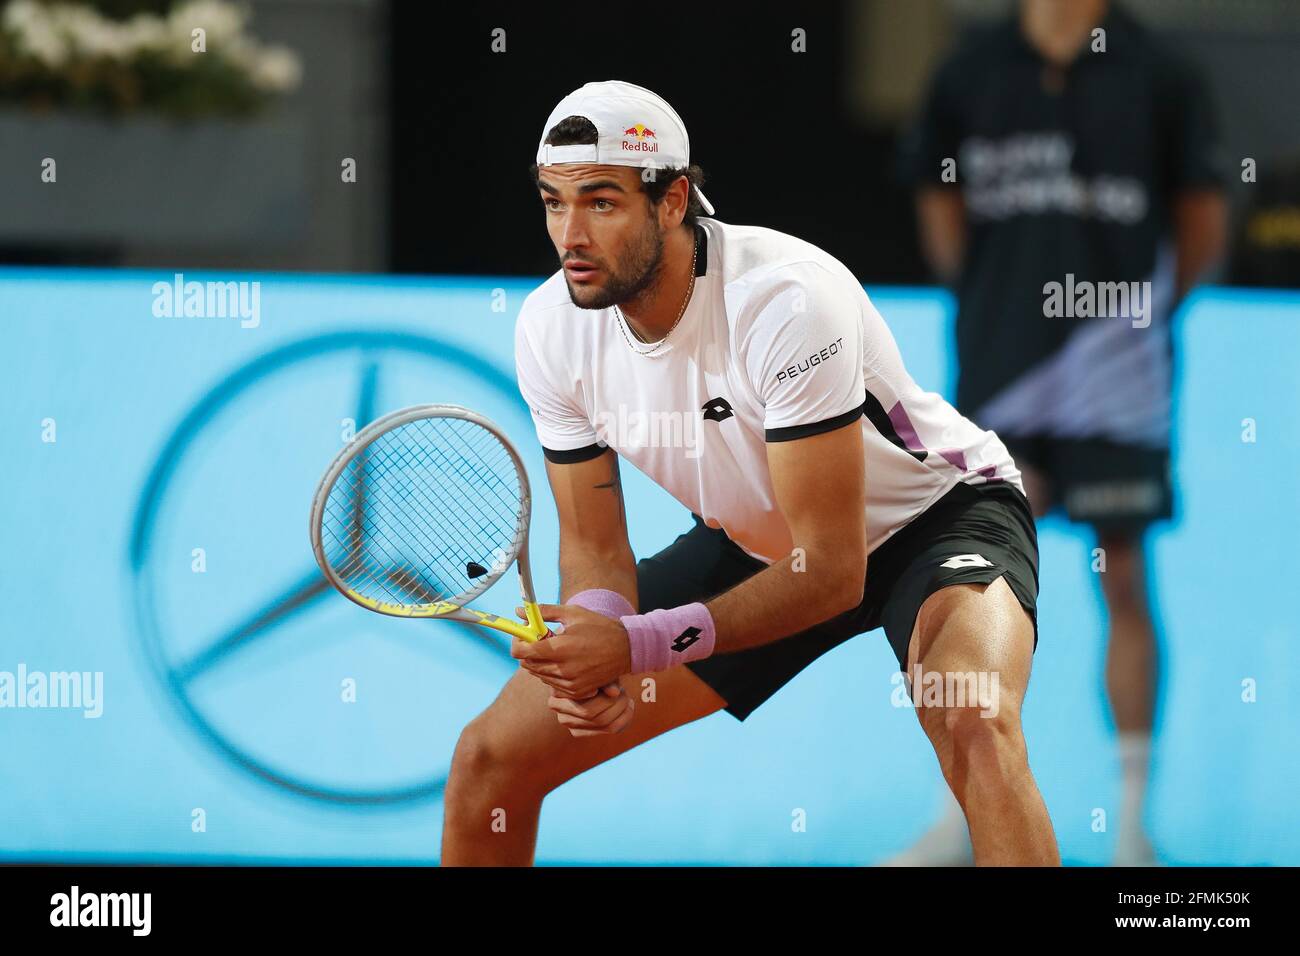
535, 80, 715, 216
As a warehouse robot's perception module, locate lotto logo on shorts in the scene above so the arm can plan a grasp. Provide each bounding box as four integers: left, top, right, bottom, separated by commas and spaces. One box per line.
940, 553, 995, 569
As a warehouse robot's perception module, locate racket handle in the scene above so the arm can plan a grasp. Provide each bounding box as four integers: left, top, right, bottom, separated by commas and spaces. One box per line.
521, 601, 550, 643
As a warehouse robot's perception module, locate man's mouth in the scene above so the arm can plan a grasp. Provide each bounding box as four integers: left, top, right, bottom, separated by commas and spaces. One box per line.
564, 262, 600, 282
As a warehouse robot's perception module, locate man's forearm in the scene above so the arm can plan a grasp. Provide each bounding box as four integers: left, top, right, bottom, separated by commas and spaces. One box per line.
916, 190, 967, 285
703, 548, 864, 655
558, 544, 638, 607
1174, 190, 1227, 300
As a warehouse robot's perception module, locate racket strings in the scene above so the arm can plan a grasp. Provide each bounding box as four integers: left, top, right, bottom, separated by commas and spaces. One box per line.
356, 425, 519, 574
391, 424, 518, 535
326, 490, 458, 601
324, 457, 486, 600
324, 480, 448, 602
324, 461, 507, 606
439, 422, 525, 529
319, 416, 525, 609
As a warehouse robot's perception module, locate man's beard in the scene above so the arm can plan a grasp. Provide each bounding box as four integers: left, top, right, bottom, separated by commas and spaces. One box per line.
565, 218, 665, 311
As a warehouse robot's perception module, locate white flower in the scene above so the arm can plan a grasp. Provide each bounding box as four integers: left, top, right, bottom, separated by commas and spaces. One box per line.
249, 46, 302, 92
7, 2, 71, 70
55, 5, 132, 60
0, 0, 302, 100
221, 33, 302, 93
1, 0, 46, 36
119, 14, 168, 56
20, 28, 69, 69
4, 1, 129, 64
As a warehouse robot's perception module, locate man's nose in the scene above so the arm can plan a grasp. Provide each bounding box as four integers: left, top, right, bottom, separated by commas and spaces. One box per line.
560, 212, 589, 250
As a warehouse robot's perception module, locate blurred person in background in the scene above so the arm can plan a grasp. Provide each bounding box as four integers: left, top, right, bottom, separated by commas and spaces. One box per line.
896, 0, 1227, 865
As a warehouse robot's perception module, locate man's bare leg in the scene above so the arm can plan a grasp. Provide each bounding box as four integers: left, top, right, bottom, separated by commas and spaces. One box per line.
1096, 529, 1159, 865
881, 466, 1052, 866
908, 576, 1060, 865
441, 665, 726, 865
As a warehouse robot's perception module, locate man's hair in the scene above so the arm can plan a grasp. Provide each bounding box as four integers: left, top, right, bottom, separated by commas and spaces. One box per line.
528, 115, 708, 229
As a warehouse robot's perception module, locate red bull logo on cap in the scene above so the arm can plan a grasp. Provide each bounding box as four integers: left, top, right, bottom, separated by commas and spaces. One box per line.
622, 123, 659, 153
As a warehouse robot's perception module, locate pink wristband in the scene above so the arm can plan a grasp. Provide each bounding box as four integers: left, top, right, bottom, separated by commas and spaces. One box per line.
566, 588, 636, 620
619, 603, 716, 674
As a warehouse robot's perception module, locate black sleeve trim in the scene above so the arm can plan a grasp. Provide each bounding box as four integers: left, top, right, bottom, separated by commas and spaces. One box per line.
542, 442, 608, 464
764, 402, 865, 443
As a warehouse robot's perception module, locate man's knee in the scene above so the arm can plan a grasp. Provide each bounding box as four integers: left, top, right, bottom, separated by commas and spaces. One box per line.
448, 715, 548, 803
938, 705, 1028, 779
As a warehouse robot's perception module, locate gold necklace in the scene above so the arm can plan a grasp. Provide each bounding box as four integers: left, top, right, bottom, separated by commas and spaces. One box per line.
614, 235, 698, 358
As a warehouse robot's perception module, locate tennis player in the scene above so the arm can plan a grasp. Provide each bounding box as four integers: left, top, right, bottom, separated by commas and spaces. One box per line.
441, 80, 1059, 866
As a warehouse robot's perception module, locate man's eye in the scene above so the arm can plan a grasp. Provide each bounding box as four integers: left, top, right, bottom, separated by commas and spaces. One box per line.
544, 199, 561, 211
594, 199, 613, 210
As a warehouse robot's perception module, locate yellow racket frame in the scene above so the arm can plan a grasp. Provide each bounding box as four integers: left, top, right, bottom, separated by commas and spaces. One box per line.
338, 591, 549, 643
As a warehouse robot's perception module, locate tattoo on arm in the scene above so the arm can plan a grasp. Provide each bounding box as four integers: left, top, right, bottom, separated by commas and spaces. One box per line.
593, 455, 627, 530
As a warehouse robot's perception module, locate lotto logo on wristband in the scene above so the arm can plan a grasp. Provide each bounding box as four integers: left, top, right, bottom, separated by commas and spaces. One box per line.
623, 604, 716, 674
671, 627, 702, 653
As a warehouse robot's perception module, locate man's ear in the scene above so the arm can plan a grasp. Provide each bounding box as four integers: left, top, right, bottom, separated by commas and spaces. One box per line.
657, 177, 689, 230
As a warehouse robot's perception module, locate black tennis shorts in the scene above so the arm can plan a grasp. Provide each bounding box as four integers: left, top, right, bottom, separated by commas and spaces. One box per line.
1000, 434, 1173, 534
634, 482, 1040, 721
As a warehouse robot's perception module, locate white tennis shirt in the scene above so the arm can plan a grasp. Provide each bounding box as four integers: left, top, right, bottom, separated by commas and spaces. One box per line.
515, 217, 1023, 564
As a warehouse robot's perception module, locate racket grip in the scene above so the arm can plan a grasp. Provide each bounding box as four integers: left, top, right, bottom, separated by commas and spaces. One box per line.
520, 601, 549, 642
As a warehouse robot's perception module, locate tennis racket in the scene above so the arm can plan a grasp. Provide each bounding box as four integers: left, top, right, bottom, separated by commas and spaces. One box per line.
309, 403, 549, 642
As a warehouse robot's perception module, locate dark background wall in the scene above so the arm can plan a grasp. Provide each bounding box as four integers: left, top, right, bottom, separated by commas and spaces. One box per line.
7, 0, 1300, 280
388, 2, 924, 282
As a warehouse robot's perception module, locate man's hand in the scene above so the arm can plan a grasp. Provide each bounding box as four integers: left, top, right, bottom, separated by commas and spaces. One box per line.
545, 682, 635, 737
512, 603, 634, 700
